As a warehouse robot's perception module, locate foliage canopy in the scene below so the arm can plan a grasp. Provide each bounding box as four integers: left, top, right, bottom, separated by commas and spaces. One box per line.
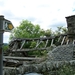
10, 20, 53, 39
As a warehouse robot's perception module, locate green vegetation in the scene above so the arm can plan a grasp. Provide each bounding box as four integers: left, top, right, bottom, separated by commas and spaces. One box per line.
3, 43, 9, 51
10, 20, 53, 39
54, 26, 68, 36
9, 20, 53, 56
9, 20, 68, 57
58, 65, 75, 75
43, 64, 75, 75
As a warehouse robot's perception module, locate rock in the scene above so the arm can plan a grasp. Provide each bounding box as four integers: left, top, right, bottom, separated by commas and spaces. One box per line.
47, 44, 74, 61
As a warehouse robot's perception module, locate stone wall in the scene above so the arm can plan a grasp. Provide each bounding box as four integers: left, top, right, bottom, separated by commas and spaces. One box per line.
47, 44, 74, 61
66, 15, 75, 39
3, 44, 75, 75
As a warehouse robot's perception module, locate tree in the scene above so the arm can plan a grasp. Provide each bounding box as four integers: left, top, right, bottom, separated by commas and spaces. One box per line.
54, 26, 68, 36
10, 20, 46, 39
45, 29, 53, 37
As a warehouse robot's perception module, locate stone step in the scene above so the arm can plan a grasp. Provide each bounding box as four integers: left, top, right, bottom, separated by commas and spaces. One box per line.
10, 47, 49, 52
3, 67, 19, 70
3, 56, 41, 61
3, 59, 23, 67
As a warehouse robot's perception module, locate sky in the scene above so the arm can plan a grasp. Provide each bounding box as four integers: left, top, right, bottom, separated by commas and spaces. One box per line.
0, 0, 75, 43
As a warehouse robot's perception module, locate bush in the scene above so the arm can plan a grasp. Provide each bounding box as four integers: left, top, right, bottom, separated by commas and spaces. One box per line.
58, 64, 75, 75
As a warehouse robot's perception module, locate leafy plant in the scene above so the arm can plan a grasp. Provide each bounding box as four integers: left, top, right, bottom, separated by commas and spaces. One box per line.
58, 65, 75, 75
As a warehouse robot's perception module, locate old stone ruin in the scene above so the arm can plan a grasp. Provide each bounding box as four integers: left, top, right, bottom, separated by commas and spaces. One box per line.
3, 15, 75, 75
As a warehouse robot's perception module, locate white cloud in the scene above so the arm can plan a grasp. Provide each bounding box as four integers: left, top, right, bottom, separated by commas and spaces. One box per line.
0, 0, 75, 43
